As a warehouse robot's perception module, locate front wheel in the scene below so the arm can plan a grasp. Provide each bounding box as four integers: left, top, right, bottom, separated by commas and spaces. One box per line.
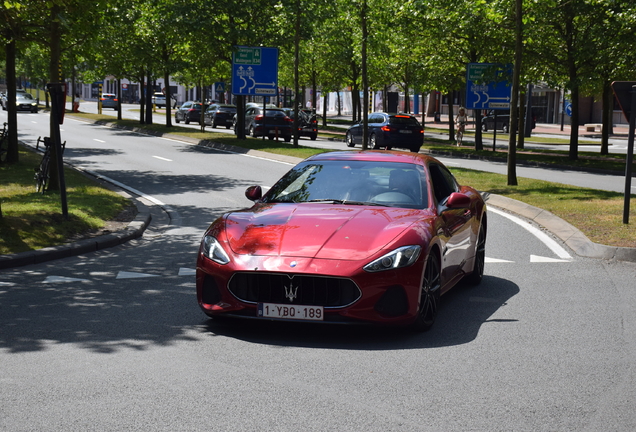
346, 132, 355, 147
412, 253, 441, 332
502, 123, 509, 133
175, 117, 180, 124
249, 125, 257, 137
369, 134, 379, 149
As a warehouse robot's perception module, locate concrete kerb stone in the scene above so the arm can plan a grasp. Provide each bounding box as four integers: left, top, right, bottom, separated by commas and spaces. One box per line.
0, 211, 151, 270
486, 194, 635, 262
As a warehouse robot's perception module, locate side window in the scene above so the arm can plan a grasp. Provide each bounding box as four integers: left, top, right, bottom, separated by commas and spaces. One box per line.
428, 164, 459, 204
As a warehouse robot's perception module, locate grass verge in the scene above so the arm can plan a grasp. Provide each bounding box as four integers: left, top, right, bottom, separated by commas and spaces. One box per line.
0, 146, 131, 255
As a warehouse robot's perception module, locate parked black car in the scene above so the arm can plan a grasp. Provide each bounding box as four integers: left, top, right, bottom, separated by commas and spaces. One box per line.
238, 107, 293, 142
203, 104, 237, 129
345, 112, 424, 152
175, 101, 206, 124
481, 110, 536, 133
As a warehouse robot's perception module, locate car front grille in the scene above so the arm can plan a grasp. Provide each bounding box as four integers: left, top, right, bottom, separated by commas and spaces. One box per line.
228, 272, 361, 308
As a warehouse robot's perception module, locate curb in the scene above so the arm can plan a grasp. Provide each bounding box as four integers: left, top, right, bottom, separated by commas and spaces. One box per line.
0, 212, 151, 270
486, 194, 636, 262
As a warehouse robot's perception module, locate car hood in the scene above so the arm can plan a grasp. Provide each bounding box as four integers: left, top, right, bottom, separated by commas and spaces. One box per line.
223, 203, 429, 260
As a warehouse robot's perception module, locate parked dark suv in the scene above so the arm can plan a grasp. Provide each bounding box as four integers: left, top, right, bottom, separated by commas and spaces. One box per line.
203, 104, 237, 129
175, 101, 206, 124
238, 107, 293, 142
481, 110, 536, 133
345, 112, 424, 152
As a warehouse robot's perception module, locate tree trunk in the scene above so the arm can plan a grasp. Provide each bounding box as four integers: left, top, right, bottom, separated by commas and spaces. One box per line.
507, 0, 522, 186
47, 3, 62, 191
4, 37, 19, 164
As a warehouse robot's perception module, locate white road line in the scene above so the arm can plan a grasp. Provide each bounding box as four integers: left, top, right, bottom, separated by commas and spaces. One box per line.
489, 207, 572, 260
153, 155, 172, 162
94, 139, 105, 143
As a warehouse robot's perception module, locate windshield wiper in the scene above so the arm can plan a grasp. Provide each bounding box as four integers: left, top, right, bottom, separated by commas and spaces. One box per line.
305, 199, 389, 207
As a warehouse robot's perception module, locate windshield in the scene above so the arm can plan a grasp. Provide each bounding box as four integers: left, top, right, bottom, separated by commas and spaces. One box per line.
263, 160, 428, 209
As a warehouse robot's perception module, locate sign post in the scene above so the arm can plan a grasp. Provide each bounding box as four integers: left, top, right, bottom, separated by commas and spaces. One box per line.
611, 81, 636, 224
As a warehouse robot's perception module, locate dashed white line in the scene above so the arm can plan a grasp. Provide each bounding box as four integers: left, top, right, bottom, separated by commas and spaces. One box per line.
94, 139, 106, 143
153, 155, 172, 162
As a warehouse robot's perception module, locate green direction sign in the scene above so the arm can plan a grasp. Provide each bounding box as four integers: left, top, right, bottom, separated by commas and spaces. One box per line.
234, 47, 262, 65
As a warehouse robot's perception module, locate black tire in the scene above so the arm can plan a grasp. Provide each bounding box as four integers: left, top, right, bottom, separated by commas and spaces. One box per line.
249, 125, 257, 137
175, 116, 180, 124
502, 123, 509, 133
35, 159, 50, 193
410, 146, 420, 153
369, 134, 379, 149
465, 222, 486, 286
310, 133, 317, 141
481, 123, 488, 132
412, 252, 441, 332
185, 118, 190, 124
0, 139, 8, 163
284, 136, 292, 143
346, 132, 355, 147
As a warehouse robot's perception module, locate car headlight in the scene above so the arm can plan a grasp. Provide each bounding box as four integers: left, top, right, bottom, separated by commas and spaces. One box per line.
363, 245, 421, 272
202, 235, 230, 265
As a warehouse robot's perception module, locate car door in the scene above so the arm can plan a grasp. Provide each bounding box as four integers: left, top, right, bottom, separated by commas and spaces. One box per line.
428, 163, 473, 289
244, 108, 257, 134
178, 102, 191, 121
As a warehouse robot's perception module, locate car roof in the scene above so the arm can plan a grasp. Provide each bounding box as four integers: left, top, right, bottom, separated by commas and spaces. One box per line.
304, 150, 436, 166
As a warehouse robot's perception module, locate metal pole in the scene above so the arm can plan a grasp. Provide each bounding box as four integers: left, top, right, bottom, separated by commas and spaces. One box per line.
623, 85, 635, 224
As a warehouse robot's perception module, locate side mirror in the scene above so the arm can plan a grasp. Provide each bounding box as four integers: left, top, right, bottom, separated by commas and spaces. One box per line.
245, 185, 262, 201
445, 192, 471, 209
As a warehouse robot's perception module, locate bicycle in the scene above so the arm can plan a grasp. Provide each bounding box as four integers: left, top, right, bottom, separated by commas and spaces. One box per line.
34, 136, 66, 193
456, 120, 466, 146
0, 122, 8, 163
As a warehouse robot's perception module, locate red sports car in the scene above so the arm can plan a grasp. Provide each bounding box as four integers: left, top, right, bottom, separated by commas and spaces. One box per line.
196, 151, 487, 331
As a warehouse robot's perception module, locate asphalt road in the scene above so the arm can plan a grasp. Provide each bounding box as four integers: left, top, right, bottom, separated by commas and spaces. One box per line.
2, 110, 636, 431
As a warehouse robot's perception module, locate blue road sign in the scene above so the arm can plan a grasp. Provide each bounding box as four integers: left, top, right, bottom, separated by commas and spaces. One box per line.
564, 101, 572, 117
214, 82, 225, 93
232, 47, 278, 96
466, 63, 512, 110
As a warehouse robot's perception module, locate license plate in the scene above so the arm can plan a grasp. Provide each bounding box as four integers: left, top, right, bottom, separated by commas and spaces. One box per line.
399, 130, 412, 134
258, 303, 324, 321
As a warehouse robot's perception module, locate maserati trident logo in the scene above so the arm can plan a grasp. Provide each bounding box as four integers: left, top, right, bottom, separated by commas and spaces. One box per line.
284, 282, 298, 302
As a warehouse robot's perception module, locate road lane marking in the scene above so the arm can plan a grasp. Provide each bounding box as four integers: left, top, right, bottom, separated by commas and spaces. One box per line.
489, 207, 572, 260
485, 257, 514, 263
42, 276, 90, 283
116, 271, 160, 279
94, 139, 105, 143
153, 156, 172, 162
530, 255, 571, 263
